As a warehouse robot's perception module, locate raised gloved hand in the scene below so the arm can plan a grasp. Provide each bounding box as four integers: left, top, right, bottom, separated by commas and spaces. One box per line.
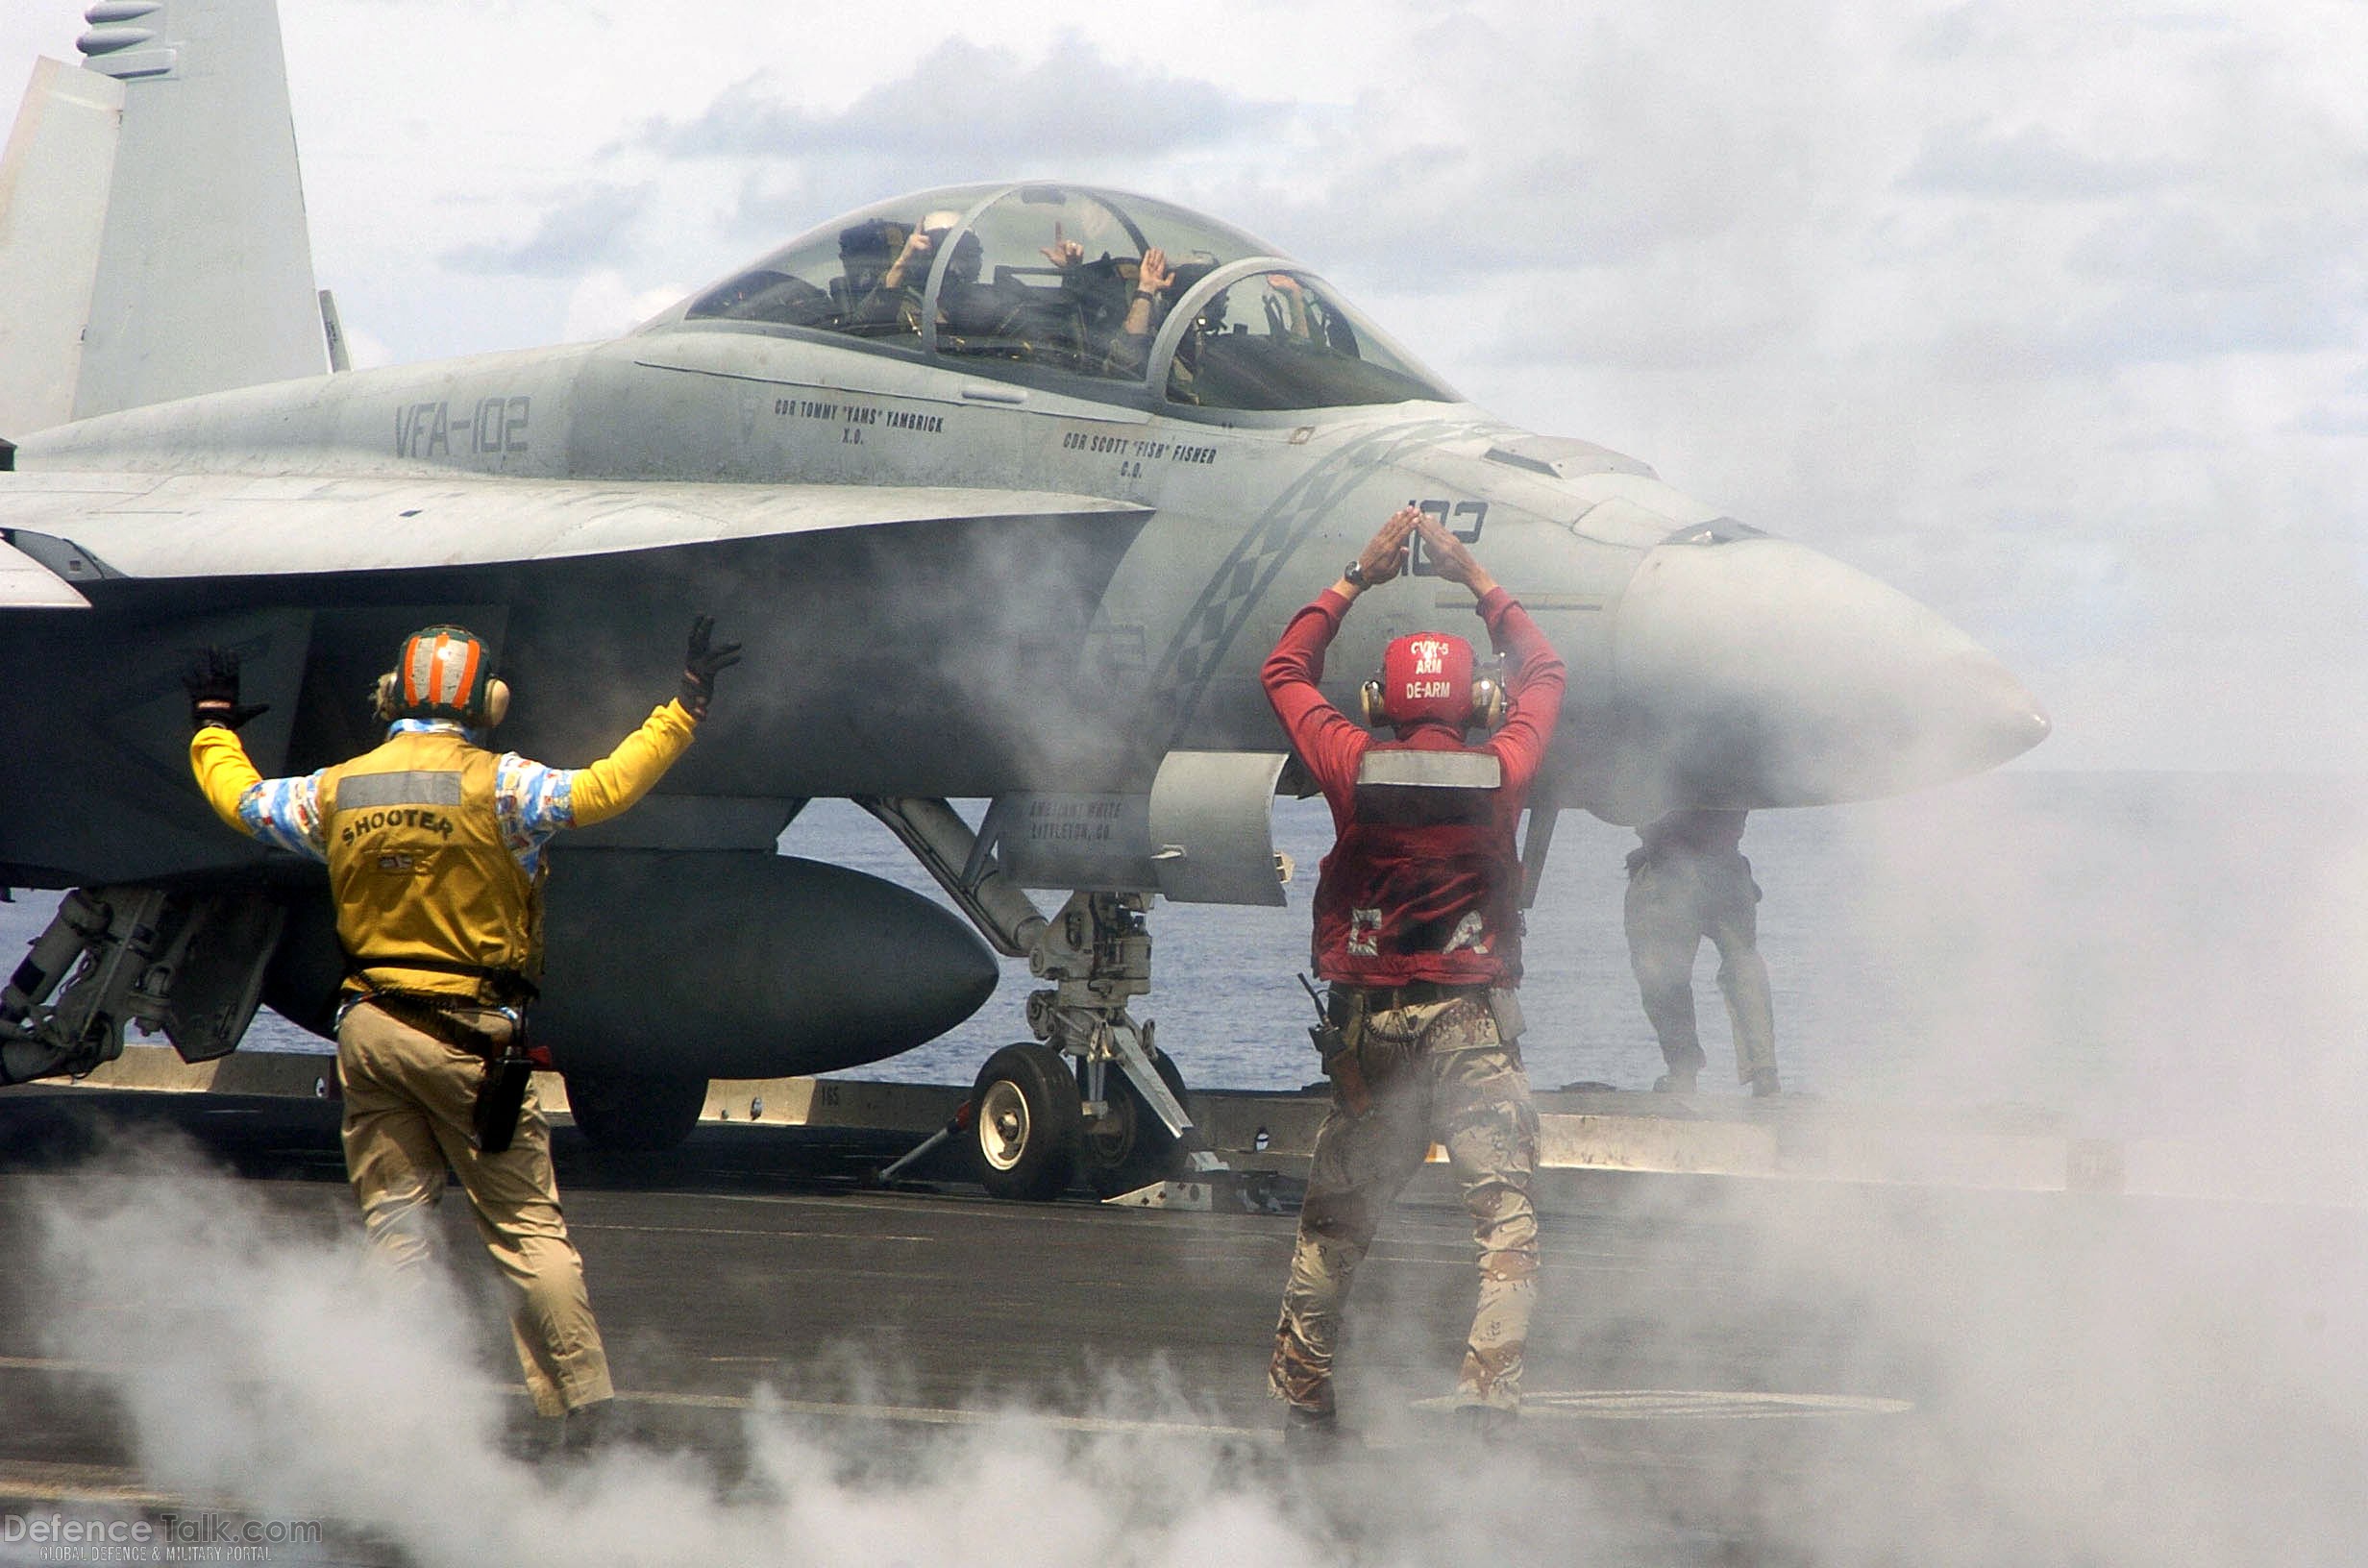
678, 615, 743, 721
182, 648, 270, 733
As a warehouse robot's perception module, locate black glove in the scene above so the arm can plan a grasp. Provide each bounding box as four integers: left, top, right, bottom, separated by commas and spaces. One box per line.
183, 649, 270, 733
678, 615, 743, 721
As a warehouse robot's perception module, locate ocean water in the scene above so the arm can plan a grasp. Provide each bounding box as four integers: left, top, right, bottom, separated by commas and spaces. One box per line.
8, 771, 2361, 1135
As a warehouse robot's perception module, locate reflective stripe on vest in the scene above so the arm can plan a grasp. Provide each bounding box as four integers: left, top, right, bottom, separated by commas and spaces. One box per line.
333, 770, 464, 810
321, 731, 540, 1000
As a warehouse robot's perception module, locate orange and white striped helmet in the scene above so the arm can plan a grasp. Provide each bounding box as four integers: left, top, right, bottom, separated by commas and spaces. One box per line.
377, 625, 503, 724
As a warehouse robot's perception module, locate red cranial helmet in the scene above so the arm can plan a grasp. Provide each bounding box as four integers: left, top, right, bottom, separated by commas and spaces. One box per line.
1360, 631, 1503, 730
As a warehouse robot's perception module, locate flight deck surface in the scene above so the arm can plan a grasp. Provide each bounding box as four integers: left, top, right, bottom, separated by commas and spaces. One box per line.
0, 1086, 2357, 1568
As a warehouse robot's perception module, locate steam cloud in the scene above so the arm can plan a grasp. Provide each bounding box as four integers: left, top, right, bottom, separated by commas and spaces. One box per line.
24, 1147, 1357, 1568
16, 773, 2368, 1566
25, 1090, 2368, 1568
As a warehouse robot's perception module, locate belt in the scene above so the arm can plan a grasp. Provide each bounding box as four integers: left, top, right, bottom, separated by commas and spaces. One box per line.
356, 991, 511, 1057
344, 954, 538, 1005
1343, 979, 1491, 1010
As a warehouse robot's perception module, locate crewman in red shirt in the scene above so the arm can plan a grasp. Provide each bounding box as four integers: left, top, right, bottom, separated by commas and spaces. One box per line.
1263, 505, 1566, 1447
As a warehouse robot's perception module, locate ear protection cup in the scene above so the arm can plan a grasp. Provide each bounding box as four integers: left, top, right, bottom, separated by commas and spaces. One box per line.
372, 671, 399, 723
481, 678, 509, 728
1470, 675, 1506, 730
1360, 679, 1386, 726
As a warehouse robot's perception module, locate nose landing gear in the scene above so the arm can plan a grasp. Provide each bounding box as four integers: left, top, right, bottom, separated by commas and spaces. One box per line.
857, 798, 1223, 1203
958, 890, 1220, 1201
969, 1041, 1081, 1202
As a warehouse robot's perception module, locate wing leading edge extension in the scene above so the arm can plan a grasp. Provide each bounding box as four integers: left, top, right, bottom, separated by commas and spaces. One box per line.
0, 473, 1153, 582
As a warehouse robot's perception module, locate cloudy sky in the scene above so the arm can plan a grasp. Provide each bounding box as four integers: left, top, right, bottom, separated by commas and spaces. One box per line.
6, 0, 2363, 772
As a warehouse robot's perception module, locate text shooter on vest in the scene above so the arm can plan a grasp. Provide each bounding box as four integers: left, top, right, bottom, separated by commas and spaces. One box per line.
1261, 504, 1566, 1449
184, 616, 741, 1455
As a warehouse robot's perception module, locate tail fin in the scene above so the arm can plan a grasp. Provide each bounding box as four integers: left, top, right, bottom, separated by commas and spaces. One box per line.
0, 0, 328, 433
0, 56, 124, 436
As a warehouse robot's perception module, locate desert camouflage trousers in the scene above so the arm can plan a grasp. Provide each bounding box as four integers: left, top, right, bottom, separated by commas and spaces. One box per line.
1270, 992, 1542, 1414
338, 999, 613, 1417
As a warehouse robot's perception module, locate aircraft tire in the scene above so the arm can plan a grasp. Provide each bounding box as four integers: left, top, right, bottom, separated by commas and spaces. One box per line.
970, 1043, 1081, 1202
1082, 1047, 1190, 1199
563, 1071, 708, 1152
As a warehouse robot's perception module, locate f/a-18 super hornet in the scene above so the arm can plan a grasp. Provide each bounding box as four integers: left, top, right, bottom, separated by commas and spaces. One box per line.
0, 0, 2044, 1196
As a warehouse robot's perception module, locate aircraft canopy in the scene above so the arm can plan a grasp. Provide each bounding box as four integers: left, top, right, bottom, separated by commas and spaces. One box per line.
651, 183, 1456, 412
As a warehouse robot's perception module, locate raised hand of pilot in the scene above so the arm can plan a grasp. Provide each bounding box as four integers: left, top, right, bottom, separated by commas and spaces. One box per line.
1134, 247, 1173, 300
886, 228, 934, 285
182, 648, 271, 733
1415, 512, 1497, 598
678, 615, 744, 722
1041, 223, 1083, 272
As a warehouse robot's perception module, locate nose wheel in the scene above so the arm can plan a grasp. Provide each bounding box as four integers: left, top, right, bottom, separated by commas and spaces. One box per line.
967, 1041, 1196, 1201
969, 1043, 1082, 1202
851, 800, 1230, 1206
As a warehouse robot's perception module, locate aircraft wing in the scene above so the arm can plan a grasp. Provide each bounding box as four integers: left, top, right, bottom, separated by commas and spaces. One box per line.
0, 534, 90, 607
0, 472, 1149, 581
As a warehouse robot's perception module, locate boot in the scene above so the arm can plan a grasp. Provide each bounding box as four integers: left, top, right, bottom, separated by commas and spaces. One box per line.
556, 1397, 618, 1457
1284, 1404, 1346, 1454
1748, 1066, 1782, 1097
1454, 1405, 1517, 1447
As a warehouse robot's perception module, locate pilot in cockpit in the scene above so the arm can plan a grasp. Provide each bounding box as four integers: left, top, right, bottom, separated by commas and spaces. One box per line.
1039, 227, 1128, 331
1261, 272, 1316, 344
854, 208, 984, 335
833, 219, 908, 328
1040, 230, 1218, 379
1148, 254, 1225, 394
1101, 246, 1176, 375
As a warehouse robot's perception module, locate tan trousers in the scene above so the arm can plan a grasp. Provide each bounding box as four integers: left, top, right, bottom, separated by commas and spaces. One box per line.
337, 1000, 611, 1416
1270, 994, 1542, 1414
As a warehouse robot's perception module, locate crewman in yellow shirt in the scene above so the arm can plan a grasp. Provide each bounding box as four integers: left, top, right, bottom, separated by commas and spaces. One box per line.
185, 617, 740, 1453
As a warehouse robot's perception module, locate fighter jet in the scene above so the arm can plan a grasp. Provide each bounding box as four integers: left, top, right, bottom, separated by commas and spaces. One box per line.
0, 0, 2044, 1194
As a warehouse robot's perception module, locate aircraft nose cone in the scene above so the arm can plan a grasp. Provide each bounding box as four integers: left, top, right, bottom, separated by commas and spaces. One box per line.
1599, 537, 2049, 816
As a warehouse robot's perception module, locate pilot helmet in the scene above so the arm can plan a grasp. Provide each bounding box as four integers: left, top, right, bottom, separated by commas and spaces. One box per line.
1165, 253, 1221, 306
374, 625, 509, 727
1360, 631, 1504, 731
900, 209, 977, 287
945, 233, 985, 286
839, 217, 908, 271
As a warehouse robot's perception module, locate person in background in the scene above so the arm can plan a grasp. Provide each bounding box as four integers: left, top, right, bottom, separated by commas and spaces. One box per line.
1624, 809, 1780, 1096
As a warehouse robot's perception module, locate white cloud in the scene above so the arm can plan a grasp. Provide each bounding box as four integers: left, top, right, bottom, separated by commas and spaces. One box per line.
560, 270, 691, 343
3, 0, 2364, 771
444, 183, 656, 278
636, 34, 1287, 163
1905, 121, 2180, 199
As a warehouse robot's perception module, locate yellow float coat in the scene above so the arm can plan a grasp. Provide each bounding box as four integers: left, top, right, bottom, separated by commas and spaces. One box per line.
191, 700, 697, 1000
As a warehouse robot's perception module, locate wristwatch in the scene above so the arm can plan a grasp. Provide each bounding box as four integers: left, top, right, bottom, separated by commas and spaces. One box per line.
1344, 559, 1369, 588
